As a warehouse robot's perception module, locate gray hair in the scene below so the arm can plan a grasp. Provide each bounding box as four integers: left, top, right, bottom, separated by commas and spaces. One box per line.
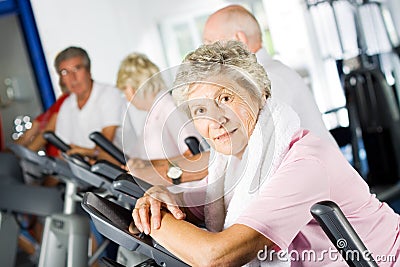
172, 40, 271, 113
54, 46, 91, 93
54, 46, 91, 73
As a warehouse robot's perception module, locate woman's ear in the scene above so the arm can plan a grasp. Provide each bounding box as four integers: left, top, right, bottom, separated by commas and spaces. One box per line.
261, 96, 267, 107
257, 93, 267, 110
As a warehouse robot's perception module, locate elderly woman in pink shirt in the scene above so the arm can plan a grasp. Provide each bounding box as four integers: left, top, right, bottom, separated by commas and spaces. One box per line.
129, 41, 400, 266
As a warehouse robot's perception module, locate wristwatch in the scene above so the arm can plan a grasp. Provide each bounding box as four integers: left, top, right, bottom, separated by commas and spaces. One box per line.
167, 162, 183, 185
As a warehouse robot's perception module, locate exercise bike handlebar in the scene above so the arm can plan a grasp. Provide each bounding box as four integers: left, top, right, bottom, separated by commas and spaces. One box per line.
89, 131, 126, 165
184, 136, 201, 155
43, 131, 71, 152
82, 192, 189, 267
89, 132, 202, 165
310, 201, 378, 267
112, 173, 152, 200
43, 131, 90, 169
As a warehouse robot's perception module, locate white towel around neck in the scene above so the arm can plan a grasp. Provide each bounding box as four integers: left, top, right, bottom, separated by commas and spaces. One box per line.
204, 98, 300, 267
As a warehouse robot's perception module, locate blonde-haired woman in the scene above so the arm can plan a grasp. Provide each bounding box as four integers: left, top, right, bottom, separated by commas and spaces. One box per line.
117, 53, 166, 112
116, 53, 204, 185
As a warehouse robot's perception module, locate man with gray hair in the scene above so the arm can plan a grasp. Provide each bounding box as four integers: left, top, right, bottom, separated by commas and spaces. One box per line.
203, 5, 336, 145
29, 46, 124, 162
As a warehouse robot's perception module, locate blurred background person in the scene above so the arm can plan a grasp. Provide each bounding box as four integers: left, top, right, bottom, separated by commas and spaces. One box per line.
203, 4, 336, 145
29, 46, 124, 161
5, 46, 124, 265
116, 52, 205, 185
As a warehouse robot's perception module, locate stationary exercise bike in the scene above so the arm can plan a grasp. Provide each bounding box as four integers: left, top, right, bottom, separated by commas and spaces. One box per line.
35, 131, 125, 267
0, 150, 63, 267
87, 131, 203, 267
44, 130, 189, 267
81, 192, 380, 267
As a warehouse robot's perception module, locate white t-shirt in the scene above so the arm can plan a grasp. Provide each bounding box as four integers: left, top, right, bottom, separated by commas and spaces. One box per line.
55, 81, 124, 148
122, 90, 202, 160
256, 48, 336, 145
115, 102, 148, 158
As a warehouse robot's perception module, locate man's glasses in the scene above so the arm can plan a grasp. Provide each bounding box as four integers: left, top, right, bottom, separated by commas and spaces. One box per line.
59, 64, 85, 77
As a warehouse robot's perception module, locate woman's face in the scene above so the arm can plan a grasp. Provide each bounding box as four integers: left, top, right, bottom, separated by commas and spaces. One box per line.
123, 86, 153, 111
187, 80, 260, 158
123, 85, 136, 103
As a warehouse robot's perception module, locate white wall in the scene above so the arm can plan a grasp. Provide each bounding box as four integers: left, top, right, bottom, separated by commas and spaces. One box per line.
30, 0, 227, 96
31, 0, 400, 115
32, 0, 324, 97
29, 0, 336, 101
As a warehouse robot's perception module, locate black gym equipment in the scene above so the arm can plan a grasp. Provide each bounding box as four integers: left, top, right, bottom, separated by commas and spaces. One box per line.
311, 201, 378, 267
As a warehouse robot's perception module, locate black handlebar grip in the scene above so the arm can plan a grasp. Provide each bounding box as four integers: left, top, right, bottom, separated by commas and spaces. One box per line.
43, 131, 89, 167
310, 201, 378, 267
113, 173, 152, 199
184, 136, 201, 155
43, 131, 71, 152
89, 131, 126, 165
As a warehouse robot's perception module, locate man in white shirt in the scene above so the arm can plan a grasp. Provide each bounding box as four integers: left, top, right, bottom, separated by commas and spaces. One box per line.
54, 46, 124, 159
31, 46, 124, 160
203, 5, 336, 145
11, 47, 124, 261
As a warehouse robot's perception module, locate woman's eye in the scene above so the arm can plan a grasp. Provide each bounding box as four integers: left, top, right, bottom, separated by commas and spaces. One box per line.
193, 107, 206, 116
220, 94, 233, 103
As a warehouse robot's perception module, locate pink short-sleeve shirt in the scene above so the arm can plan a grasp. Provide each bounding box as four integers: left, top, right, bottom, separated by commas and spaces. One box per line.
235, 130, 400, 266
